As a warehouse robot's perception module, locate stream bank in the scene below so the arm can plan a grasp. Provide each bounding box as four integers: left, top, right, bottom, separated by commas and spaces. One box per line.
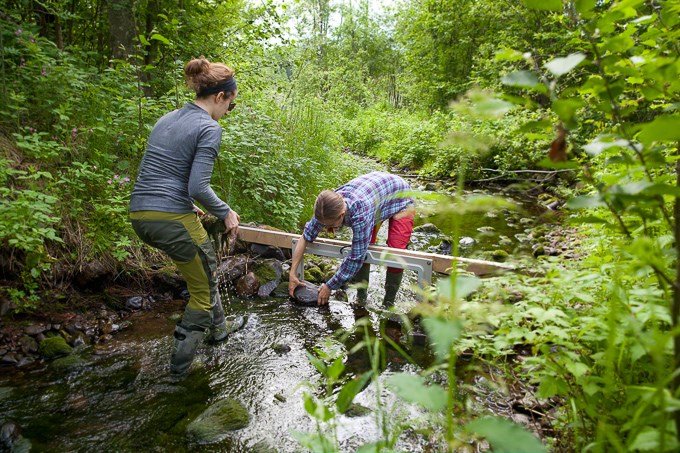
0, 182, 583, 451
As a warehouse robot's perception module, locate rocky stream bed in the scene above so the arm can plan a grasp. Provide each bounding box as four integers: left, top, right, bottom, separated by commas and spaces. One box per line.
0, 183, 584, 451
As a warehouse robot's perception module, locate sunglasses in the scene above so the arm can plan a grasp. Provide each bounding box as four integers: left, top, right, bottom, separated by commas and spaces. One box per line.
228, 101, 237, 112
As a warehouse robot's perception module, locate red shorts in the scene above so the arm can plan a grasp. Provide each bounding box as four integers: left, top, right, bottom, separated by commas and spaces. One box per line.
370, 209, 415, 274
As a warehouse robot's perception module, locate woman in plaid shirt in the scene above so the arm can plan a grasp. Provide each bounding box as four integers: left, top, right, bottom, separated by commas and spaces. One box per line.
289, 172, 415, 306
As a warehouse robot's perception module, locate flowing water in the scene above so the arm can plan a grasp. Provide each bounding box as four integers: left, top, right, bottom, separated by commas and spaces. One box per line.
0, 186, 550, 452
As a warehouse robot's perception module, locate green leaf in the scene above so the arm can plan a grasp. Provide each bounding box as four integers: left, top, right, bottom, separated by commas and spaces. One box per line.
544, 53, 586, 77
637, 115, 680, 146
303, 393, 333, 421
642, 184, 680, 197
466, 417, 547, 453
326, 357, 345, 380
474, 98, 515, 117
291, 431, 336, 452
552, 98, 584, 129
437, 274, 482, 300
565, 361, 590, 379
566, 195, 606, 209
537, 375, 568, 398
386, 373, 447, 411
336, 372, 373, 413
628, 428, 663, 451
422, 317, 463, 362
522, 0, 562, 11
150, 33, 171, 45
574, 0, 596, 15
138, 34, 150, 46
501, 71, 543, 89
583, 136, 630, 156
495, 48, 525, 62
306, 352, 327, 374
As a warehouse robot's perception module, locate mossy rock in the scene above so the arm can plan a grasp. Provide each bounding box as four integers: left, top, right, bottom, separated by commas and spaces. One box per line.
304, 266, 326, 284
51, 354, 85, 370
271, 281, 290, 299
345, 403, 371, 417
253, 260, 281, 284
186, 398, 249, 443
490, 249, 509, 262
39, 336, 73, 359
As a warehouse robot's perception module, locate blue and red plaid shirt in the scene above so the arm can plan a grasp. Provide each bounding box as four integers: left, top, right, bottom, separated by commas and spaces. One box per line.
303, 172, 413, 290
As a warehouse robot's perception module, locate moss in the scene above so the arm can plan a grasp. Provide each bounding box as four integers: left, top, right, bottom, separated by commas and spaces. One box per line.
253, 262, 279, 283
304, 266, 326, 284
39, 336, 73, 359
345, 403, 371, 417
51, 354, 84, 370
186, 398, 249, 442
491, 249, 509, 262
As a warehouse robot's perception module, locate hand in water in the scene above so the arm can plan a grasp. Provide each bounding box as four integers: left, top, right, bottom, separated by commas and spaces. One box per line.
288, 275, 304, 297
317, 283, 330, 305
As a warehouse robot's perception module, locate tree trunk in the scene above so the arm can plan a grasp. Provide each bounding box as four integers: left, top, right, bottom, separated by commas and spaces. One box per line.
107, 0, 137, 60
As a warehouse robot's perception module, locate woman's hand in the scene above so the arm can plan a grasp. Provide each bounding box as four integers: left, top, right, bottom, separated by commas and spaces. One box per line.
192, 204, 205, 216
317, 283, 331, 305
224, 209, 240, 238
289, 275, 304, 297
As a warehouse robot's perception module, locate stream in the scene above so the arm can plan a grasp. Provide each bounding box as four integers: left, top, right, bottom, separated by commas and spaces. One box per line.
0, 184, 554, 452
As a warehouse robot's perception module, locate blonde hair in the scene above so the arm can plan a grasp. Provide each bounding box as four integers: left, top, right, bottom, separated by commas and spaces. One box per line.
184, 57, 235, 96
314, 190, 344, 223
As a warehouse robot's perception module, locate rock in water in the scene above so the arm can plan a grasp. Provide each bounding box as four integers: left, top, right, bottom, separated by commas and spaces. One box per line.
257, 280, 278, 298
186, 398, 249, 444
292, 281, 319, 306
256, 260, 283, 298
217, 255, 248, 282
235, 271, 259, 297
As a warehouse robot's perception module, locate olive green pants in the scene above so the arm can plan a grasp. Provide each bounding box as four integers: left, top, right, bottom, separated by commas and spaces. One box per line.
130, 211, 219, 330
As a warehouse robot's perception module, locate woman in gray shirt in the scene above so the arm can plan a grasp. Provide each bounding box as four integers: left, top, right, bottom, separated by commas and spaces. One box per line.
130, 57, 242, 375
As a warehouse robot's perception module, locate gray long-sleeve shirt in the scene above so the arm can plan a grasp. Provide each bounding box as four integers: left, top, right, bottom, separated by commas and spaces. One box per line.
129, 102, 231, 219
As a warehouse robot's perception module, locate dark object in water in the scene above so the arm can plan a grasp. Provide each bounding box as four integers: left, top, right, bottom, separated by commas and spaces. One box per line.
250, 243, 286, 261
218, 255, 248, 282
236, 271, 260, 297
257, 260, 283, 298
292, 281, 319, 306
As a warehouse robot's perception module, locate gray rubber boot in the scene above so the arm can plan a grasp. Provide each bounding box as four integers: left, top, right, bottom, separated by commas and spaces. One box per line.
383, 271, 404, 308
354, 264, 371, 305
170, 324, 205, 375
206, 293, 246, 343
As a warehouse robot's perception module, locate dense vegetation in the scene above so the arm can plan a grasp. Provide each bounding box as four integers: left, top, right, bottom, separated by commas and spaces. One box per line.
1, 0, 680, 451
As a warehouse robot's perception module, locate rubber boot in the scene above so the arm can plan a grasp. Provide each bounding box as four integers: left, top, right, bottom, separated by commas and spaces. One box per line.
354, 264, 371, 306
170, 324, 205, 375
383, 271, 404, 308
206, 293, 246, 344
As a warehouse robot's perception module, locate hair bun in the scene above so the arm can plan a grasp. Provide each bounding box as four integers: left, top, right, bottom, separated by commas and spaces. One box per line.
184, 57, 210, 77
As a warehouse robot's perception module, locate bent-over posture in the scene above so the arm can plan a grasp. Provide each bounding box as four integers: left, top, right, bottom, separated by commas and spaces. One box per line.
289, 172, 415, 306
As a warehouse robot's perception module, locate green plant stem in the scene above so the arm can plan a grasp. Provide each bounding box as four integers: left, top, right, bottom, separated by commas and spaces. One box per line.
446, 346, 456, 452
673, 141, 680, 441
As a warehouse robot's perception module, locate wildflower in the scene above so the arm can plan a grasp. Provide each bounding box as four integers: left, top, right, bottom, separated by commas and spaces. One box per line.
114, 174, 119, 179
93, 165, 97, 170
15, 29, 22, 36
107, 180, 112, 184
42, 68, 46, 76
30, 38, 35, 43
124, 177, 130, 182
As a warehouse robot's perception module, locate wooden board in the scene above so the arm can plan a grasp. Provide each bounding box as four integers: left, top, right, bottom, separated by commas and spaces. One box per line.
236, 225, 514, 277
